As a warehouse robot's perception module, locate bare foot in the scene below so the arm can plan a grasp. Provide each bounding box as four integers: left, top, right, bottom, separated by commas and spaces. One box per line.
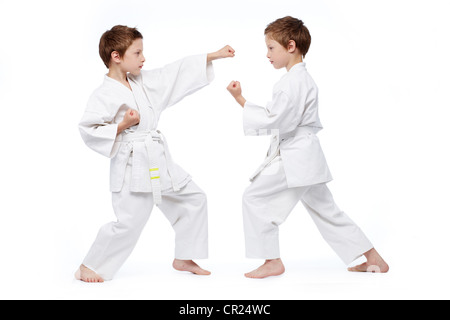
245, 259, 285, 279
172, 259, 211, 275
348, 248, 389, 273
74, 264, 104, 283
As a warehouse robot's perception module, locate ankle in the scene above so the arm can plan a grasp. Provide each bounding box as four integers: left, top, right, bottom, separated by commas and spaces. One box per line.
364, 248, 377, 260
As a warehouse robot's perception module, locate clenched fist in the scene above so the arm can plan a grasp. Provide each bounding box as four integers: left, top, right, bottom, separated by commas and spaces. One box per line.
227, 81, 246, 108
117, 108, 140, 134
123, 108, 140, 127
226, 81, 242, 98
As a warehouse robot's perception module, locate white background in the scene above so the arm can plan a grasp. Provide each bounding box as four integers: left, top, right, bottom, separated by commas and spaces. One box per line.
1, 0, 450, 300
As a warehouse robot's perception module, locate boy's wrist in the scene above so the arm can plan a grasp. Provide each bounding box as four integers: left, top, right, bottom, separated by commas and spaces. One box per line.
235, 95, 246, 108
207, 51, 219, 63
117, 121, 127, 135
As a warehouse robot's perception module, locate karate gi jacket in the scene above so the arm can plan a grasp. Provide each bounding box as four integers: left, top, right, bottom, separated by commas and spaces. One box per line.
243, 62, 333, 188
79, 54, 214, 196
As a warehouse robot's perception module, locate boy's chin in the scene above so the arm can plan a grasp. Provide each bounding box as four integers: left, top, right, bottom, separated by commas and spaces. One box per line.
129, 69, 142, 76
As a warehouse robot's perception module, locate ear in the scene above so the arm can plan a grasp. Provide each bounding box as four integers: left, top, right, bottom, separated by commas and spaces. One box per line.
287, 40, 297, 53
110, 51, 122, 64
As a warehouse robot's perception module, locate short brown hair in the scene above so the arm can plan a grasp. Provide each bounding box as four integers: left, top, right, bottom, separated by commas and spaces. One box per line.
265, 16, 311, 57
99, 25, 143, 68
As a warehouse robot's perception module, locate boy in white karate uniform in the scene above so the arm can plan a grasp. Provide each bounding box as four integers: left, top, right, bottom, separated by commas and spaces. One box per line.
76, 25, 234, 282
227, 17, 389, 278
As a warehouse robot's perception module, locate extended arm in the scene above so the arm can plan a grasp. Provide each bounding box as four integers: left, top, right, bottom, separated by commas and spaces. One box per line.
207, 45, 235, 63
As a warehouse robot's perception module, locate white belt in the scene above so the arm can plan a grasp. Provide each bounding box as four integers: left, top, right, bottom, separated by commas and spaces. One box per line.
249, 126, 318, 181
122, 130, 180, 205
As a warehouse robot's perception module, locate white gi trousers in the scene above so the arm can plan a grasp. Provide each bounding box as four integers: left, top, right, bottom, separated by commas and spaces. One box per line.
243, 156, 373, 265
82, 157, 208, 280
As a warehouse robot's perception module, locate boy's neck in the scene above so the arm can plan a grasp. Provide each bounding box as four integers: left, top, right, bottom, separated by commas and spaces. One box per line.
107, 65, 128, 84
107, 65, 132, 90
286, 54, 303, 71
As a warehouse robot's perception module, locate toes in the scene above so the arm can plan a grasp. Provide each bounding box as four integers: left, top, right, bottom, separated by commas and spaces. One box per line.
198, 271, 211, 276
173, 260, 211, 275
244, 272, 257, 279
192, 267, 211, 276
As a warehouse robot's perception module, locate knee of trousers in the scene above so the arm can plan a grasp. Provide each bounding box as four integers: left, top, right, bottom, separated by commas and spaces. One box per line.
242, 187, 260, 207
242, 190, 262, 221
107, 216, 148, 237
182, 190, 208, 219
193, 190, 207, 207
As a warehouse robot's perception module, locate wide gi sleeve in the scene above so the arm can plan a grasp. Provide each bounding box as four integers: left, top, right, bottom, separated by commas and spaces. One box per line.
78, 90, 120, 158
243, 90, 301, 136
140, 54, 215, 111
